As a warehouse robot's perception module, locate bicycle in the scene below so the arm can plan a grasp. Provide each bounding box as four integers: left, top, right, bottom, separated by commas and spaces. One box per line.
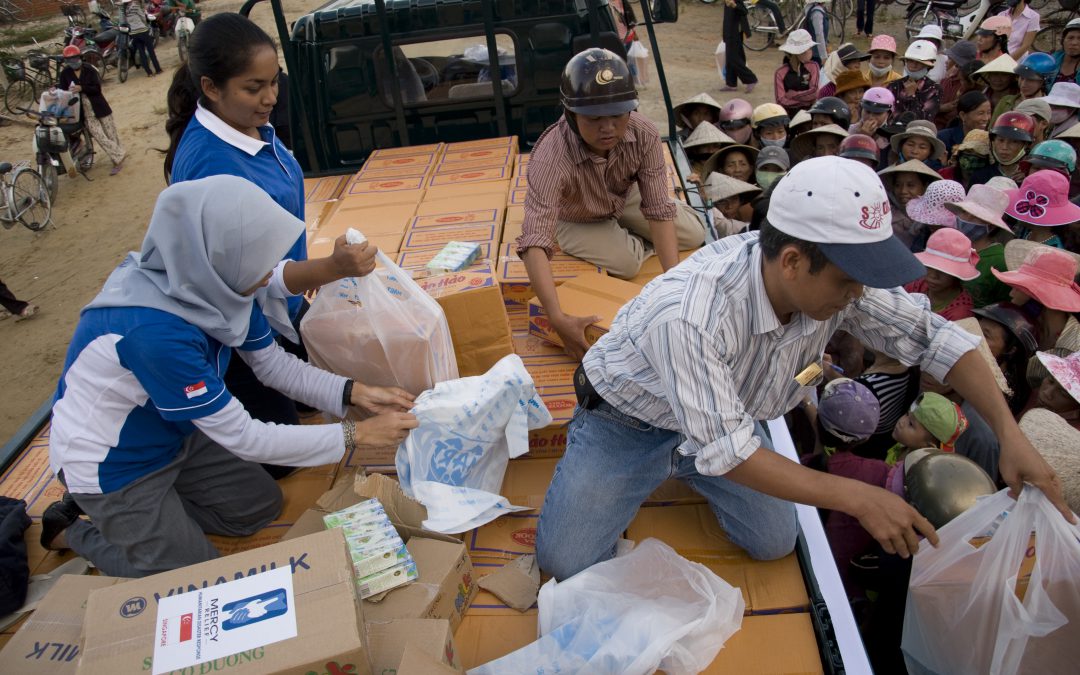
745, 0, 846, 52
0, 0, 27, 23
2, 52, 63, 115
1033, 2, 1079, 54
0, 159, 51, 232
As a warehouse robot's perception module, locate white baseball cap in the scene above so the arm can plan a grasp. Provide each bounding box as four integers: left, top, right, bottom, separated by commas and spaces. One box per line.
766, 156, 925, 287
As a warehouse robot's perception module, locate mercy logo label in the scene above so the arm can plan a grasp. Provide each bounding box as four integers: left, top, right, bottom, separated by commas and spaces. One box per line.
221, 588, 289, 631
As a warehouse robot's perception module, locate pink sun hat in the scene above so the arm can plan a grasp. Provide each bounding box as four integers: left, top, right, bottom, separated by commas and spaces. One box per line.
992, 241, 1080, 312
906, 180, 966, 228
1035, 351, 1080, 405
944, 183, 1011, 232
914, 228, 980, 280
1005, 170, 1080, 227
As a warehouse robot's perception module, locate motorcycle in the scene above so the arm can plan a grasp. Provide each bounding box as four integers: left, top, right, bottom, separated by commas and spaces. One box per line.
906, 0, 1007, 40
147, 0, 176, 38
23, 91, 95, 205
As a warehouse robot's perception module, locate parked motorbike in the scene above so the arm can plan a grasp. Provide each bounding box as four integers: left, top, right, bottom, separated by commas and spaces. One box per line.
906, 0, 1007, 40
147, 0, 176, 38
22, 92, 95, 205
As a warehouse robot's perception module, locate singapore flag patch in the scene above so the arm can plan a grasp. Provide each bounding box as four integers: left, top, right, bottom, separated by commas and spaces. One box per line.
184, 381, 208, 399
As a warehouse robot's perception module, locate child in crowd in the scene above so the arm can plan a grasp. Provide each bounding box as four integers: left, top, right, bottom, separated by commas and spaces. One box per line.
1033, 351, 1080, 429
791, 123, 847, 160
887, 392, 970, 467
878, 159, 942, 247
936, 41, 979, 129
889, 120, 946, 169
904, 227, 979, 321
856, 351, 922, 459
673, 93, 722, 139
867, 35, 901, 88
750, 103, 790, 148
970, 111, 1036, 185
719, 98, 754, 144
839, 133, 880, 168
774, 29, 821, 116
937, 91, 991, 159
818, 44, 870, 98
975, 54, 1020, 123
888, 41, 942, 123
946, 183, 1014, 308
974, 302, 1038, 416
808, 96, 851, 130
852, 87, 895, 160
1006, 170, 1080, 248
1044, 81, 1080, 138
703, 172, 760, 237
905, 179, 966, 252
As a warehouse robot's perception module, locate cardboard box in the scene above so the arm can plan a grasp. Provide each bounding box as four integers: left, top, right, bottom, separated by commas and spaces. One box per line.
511, 330, 566, 359
697, 613, 823, 674
355, 164, 434, 180
522, 355, 577, 459
501, 218, 523, 248
367, 618, 459, 675
453, 612, 537, 671
434, 157, 512, 174
416, 194, 507, 217
340, 444, 398, 473
303, 202, 335, 242
513, 175, 528, 190
369, 143, 444, 159
427, 167, 511, 187
628, 250, 698, 286
495, 247, 605, 308
397, 644, 464, 674
422, 181, 510, 203
508, 188, 527, 206
443, 136, 517, 151
527, 274, 640, 349
0, 575, 127, 674
397, 243, 494, 272
506, 306, 528, 333
322, 200, 417, 236
627, 504, 810, 614
401, 225, 498, 252
304, 175, 348, 203
411, 209, 502, 230
343, 176, 426, 203
440, 146, 514, 165
78, 529, 372, 675
464, 513, 538, 567
414, 264, 514, 378
309, 229, 403, 261
364, 154, 436, 171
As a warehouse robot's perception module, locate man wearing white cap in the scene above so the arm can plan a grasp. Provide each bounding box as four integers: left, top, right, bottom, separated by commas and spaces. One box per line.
535, 156, 1075, 582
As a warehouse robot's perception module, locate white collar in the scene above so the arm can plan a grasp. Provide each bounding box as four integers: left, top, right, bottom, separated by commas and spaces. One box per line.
195, 102, 269, 157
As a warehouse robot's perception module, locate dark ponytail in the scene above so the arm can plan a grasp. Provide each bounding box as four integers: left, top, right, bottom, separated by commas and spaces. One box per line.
163, 13, 276, 181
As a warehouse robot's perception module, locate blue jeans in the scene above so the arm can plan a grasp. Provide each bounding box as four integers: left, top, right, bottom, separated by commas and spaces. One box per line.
535, 402, 798, 581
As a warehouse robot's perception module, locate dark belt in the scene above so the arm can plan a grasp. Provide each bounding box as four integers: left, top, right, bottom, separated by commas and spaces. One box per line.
574, 363, 604, 410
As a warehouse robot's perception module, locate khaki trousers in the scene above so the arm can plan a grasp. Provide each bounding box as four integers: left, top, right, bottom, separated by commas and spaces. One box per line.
555, 185, 706, 279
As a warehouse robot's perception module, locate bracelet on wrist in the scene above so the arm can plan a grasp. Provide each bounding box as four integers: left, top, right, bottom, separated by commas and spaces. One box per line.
342, 379, 354, 409
342, 420, 356, 451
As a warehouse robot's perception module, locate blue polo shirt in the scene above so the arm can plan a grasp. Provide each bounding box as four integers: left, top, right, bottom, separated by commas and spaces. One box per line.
171, 105, 306, 318
49, 305, 275, 494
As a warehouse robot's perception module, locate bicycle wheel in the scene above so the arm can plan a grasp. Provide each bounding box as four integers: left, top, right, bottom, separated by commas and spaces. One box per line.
825, 10, 845, 50
82, 49, 106, 77
906, 9, 940, 40
11, 168, 51, 231
38, 160, 58, 205
4, 79, 34, 115
832, 0, 853, 21
746, 2, 783, 51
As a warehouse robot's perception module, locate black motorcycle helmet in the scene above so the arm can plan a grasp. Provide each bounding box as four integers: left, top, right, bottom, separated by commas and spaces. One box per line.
560, 48, 638, 135
808, 96, 851, 128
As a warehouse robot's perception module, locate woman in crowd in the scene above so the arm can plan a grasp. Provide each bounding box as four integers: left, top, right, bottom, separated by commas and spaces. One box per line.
993, 53, 1057, 122
750, 103, 790, 149
834, 71, 871, 125
1007, 170, 1080, 249
59, 45, 125, 176
946, 183, 1015, 308
39, 177, 419, 577
1015, 98, 1053, 143
673, 93, 722, 139
684, 122, 734, 179
818, 43, 869, 99
974, 303, 1038, 416
938, 91, 992, 159
999, 0, 1040, 61
904, 178, 966, 252
975, 54, 1020, 124
719, 98, 754, 145
1044, 82, 1080, 138
774, 29, 821, 116
936, 41, 979, 129
878, 159, 942, 248
889, 120, 946, 170
970, 111, 1036, 185
791, 123, 847, 160
867, 35, 901, 88
851, 86, 895, 162
904, 227, 979, 321
941, 129, 992, 186
1052, 18, 1080, 86
119, 0, 162, 78
887, 41, 942, 123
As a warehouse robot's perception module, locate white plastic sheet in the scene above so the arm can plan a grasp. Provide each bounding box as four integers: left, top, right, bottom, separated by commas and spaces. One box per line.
902, 487, 1080, 675
396, 354, 552, 533
469, 538, 744, 675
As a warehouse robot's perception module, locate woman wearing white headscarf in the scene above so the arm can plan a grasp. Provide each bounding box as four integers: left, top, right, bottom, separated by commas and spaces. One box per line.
40, 176, 418, 577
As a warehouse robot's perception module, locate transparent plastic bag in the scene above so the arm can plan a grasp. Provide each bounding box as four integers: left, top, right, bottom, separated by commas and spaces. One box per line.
396, 354, 551, 533
300, 238, 457, 398
469, 538, 744, 675
902, 487, 1080, 675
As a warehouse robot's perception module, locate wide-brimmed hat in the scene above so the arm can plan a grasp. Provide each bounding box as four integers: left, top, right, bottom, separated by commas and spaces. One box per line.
789, 109, 813, 131
985, 176, 1018, 192
702, 144, 759, 178
1005, 170, 1080, 228
1018, 408, 1080, 514
674, 93, 723, 126
915, 227, 980, 280
944, 40, 978, 68
1036, 351, 1080, 405
954, 317, 1012, 395
890, 120, 946, 162
756, 145, 792, 170
993, 240, 1080, 312
869, 35, 897, 55
953, 129, 991, 157
1044, 82, 1080, 109
834, 70, 871, 97
703, 172, 762, 203
945, 183, 1011, 232
683, 121, 734, 150
836, 43, 870, 64
790, 123, 849, 159
1053, 120, 1080, 140
780, 29, 816, 55
974, 54, 1020, 81
1015, 98, 1052, 123
767, 156, 925, 287
877, 159, 942, 191
906, 180, 966, 227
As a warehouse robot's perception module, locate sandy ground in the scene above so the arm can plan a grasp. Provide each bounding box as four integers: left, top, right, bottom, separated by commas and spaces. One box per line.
0, 0, 910, 442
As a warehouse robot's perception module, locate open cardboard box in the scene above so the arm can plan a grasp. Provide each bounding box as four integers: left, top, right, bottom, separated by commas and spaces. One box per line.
283, 473, 478, 632
367, 618, 461, 674
527, 274, 641, 348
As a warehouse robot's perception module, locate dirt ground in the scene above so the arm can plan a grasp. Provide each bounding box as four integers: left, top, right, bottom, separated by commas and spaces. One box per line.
0, 0, 911, 442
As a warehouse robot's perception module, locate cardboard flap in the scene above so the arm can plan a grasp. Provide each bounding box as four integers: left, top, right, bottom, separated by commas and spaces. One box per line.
475, 554, 539, 612
398, 644, 464, 674
354, 473, 428, 530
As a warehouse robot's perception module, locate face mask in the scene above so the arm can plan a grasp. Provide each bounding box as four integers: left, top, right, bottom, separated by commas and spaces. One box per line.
956, 217, 989, 240
905, 68, 928, 81
761, 136, 787, 148
958, 153, 990, 174
1051, 108, 1073, 125
65, 58, 82, 70
869, 64, 893, 77
756, 170, 785, 190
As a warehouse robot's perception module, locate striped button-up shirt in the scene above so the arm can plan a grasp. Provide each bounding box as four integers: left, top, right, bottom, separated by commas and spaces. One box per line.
516, 112, 677, 257
583, 233, 981, 476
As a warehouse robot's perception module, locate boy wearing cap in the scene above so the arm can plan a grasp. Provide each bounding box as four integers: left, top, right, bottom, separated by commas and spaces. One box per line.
518, 49, 706, 359
534, 156, 1074, 583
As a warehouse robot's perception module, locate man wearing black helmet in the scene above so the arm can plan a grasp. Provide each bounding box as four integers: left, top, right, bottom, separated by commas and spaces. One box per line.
516, 48, 705, 360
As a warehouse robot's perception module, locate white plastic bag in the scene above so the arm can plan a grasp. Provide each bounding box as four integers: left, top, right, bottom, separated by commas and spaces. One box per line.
902, 487, 1080, 675
469, 538, 744, 675
627, 40, 647, 59
300, 231, 457, 397
715, 41, 726, 79
396, 354, 552, 533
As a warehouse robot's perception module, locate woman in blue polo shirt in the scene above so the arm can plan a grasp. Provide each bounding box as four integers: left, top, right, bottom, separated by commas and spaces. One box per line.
163, 14, 375, 469
40, 177, 418, 577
